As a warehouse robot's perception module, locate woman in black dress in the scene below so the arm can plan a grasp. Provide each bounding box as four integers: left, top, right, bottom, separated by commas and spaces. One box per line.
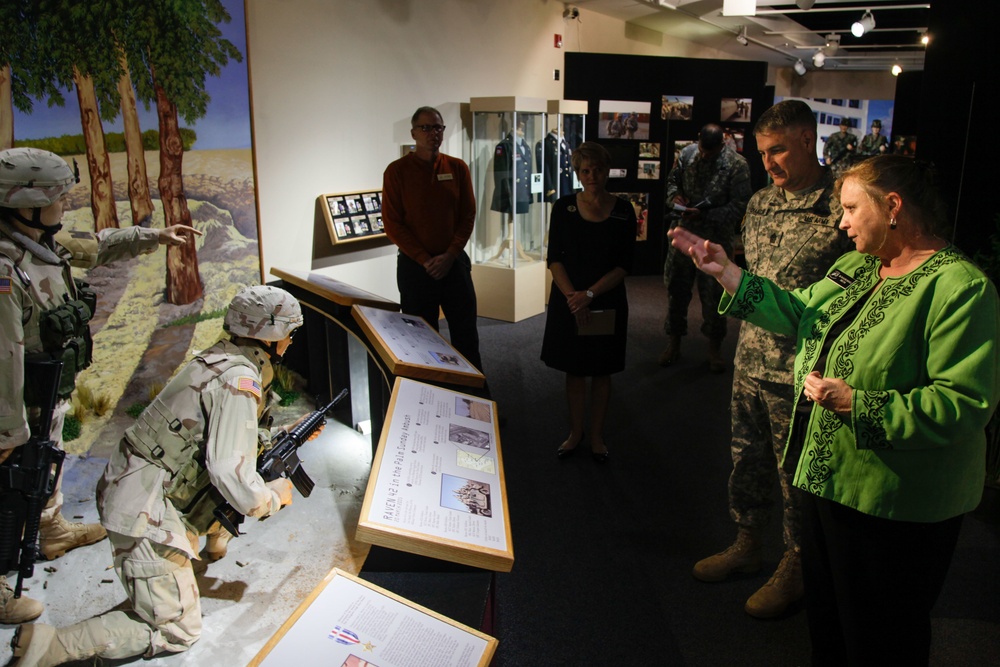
541, 142, 636, 462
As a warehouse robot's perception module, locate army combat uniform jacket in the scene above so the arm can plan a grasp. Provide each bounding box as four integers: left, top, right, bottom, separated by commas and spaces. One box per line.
665, 144, 751, 249
98, 339, 283, 559
736, 169, 854, 385
0, 219, 160, 450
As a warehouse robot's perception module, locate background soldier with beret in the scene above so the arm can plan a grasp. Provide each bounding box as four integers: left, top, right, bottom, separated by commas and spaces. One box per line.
0, 147, 199, 625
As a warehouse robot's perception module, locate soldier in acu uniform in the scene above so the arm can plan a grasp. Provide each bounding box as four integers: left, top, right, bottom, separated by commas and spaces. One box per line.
822, 118, 856, 178
691, 101, 853, 618
9, 285, 305, 666
858, 118, 889, 158
0, 148, 199, 625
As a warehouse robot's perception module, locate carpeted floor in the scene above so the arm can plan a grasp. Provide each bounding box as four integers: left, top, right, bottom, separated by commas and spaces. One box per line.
471, 274, 999, 666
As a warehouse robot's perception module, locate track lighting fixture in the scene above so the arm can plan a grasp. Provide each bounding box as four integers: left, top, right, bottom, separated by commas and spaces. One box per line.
796, 0, 816, 9
812, 51, 826, 68
736, 25, 748, 46
851, 10, 875, 38
793, 59, 807, 76
891, 63, 902, 76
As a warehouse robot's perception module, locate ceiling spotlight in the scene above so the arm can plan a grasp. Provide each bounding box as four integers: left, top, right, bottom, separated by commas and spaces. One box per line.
796, 0, 816, 9
794, 59, 807, 76
823, 33, 841, 56
851, 10, 875, 38
891, 63, 902, 76
736, 25, 749, 46
920, 32, 930, 46
812, 51, 826, 68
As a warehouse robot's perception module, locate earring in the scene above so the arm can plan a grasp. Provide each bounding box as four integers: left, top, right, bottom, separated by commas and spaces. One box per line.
889, 217, 897, 229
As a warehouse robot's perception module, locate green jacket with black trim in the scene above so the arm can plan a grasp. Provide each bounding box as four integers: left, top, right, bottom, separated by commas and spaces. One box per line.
720, 247, 1000, 522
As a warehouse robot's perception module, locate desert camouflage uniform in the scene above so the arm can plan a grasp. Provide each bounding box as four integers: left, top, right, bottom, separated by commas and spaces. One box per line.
822, 130, 856, 178
85, 338, 284, 658
729, 168, 853, 550
663, 144, 751, 341
0, 219, 161, 517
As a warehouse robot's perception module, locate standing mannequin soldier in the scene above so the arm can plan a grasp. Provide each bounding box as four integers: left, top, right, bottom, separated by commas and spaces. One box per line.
822, 119, 856, 178
858, 119, 889, 158
9, 286, 304, 666
0, 148, 199, 624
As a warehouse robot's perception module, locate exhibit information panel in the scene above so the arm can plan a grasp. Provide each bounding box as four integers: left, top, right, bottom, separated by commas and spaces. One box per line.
352, 304, 485, 388
357, 377, 513, 572
250, 568, 497, 667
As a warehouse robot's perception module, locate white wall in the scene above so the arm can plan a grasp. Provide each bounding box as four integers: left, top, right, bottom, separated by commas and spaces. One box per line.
246, 0, 896, 299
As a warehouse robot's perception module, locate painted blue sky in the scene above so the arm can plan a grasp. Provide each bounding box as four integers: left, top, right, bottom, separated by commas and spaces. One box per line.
12, 0, 250, 150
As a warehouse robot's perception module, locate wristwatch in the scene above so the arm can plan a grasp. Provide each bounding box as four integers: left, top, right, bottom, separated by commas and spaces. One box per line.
585, 290, 595, 299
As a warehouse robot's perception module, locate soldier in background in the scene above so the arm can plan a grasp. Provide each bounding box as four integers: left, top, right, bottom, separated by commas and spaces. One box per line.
858, 118, 889, 158
0, 148, 200, 625
822, 118, 856, 178
691, 101, 853, 618
8, 286, 304, 666
659, 124, 751, 372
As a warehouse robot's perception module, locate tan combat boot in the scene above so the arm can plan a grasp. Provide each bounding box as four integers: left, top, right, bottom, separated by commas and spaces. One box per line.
1, 576, 43, 624
8, 618, 109, 667
38, 513, 107, 560
707, 339, 726, 374
204, 528, 234, 562
692, 527, 762, 582
658, 335, 682, 366
744, 548, 804, 619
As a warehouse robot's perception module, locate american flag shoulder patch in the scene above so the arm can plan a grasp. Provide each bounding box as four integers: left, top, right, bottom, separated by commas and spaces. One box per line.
237, 376, 261, 399
0, 277, 11, 294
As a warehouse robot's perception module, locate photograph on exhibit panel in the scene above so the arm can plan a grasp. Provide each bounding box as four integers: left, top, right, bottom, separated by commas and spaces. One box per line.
362, 192, 381, 212
441, 474, 493, 517
671, 140, 696, 169
661, 94, 694, 120
721, 98, 752, 122
598, 100, 651, 140
455, 397, 492, 424
369, 213, 383, 231
449, 423, 491, 451
638, 160, 661, 180
613, 192, 649, 242
351, 215, 370, 235
723, 127, 745, 153
639, 142, 660, 158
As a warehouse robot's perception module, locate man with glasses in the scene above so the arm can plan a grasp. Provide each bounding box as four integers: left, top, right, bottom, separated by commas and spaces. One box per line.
382, 106, 484, 374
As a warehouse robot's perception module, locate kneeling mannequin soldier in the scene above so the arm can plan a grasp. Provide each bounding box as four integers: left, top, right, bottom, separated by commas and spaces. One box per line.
9, 285, 305, 666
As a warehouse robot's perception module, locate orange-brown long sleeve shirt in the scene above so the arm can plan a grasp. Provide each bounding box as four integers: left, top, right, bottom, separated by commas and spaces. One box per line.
382, 152, 476, 265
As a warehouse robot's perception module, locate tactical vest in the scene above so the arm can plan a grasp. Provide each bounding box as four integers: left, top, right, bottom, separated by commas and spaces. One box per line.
124, 342, 269, 534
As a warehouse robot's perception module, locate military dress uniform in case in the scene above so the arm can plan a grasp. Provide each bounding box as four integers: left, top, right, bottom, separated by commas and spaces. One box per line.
536, 131, 573, 203
91, 339, 284, 658
729, 169, 853, 550
491, 134, 532, 214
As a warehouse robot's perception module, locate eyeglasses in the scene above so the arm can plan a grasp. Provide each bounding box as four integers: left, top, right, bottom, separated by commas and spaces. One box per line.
414, 124, 446, 134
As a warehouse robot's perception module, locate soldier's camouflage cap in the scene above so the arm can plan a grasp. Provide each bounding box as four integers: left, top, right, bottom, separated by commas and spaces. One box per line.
0, 147, 79, 209
224, 285, 303, 341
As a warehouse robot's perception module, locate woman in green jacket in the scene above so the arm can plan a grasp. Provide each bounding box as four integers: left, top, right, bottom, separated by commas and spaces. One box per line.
670, 155, 1000, 666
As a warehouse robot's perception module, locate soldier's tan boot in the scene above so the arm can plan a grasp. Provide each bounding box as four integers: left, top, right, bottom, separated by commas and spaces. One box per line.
38, 513, 107, 560
8, 618, 110, 667
692, 527, 762, 582
744, 548, 804, 619
204, 529, 234, 562
1, 576, 43, 624
658, 335, 682, 366
707, 339, 726, 373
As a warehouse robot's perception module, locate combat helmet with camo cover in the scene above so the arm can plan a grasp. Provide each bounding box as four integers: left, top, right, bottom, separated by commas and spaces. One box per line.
0, 147, 78, 210
224, 285, 303, 342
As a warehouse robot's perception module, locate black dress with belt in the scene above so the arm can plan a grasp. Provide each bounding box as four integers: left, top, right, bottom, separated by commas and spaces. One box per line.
540, 194, 636, 376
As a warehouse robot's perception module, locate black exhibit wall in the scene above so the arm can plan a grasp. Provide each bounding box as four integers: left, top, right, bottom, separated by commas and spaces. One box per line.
915, 0, 998, 253
564, 52, 773, 275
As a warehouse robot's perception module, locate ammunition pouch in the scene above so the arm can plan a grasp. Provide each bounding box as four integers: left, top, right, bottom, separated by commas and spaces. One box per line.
28, 285, 95, 399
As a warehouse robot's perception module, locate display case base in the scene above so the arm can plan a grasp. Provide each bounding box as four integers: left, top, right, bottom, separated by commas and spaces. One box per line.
471, 260, 546, 322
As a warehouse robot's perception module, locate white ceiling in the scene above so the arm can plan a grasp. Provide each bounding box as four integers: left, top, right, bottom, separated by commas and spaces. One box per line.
568, 0, 930, 73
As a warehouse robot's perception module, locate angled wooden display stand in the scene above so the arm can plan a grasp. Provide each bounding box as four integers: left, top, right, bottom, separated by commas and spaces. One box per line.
249, 568, 497, 667
272, 267, 398, 311
319, 190, 386, 245
357, 377, 513, 572
352, 305, 485, 389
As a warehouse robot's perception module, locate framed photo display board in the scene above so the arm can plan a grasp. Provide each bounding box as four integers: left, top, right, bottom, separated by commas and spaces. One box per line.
249, 568, 498, 667
356, 377, 513, 572
352, 305, 485, 388
320, 190, 385, 244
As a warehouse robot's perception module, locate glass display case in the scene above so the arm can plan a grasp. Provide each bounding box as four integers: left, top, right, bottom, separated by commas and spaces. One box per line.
468, 96, 547, 322
541, 100, 588, 259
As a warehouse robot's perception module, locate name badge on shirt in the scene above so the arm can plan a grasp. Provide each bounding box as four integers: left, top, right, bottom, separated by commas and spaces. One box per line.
437, 173, 453, 181
826, 269, 854, 289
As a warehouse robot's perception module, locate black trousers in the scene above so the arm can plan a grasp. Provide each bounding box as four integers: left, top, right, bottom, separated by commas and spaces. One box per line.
799, 491, 963, 667
396, 250, 483, 373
